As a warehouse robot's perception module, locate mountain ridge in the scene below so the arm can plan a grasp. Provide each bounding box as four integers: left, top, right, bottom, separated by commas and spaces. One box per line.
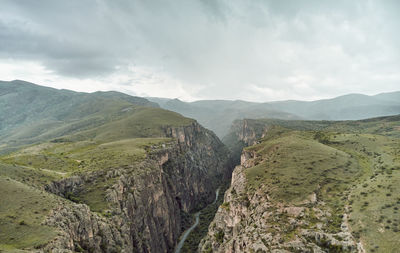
148, 90, 400, 138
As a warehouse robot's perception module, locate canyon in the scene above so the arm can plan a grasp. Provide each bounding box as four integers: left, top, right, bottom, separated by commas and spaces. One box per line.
1, 81, 400, 253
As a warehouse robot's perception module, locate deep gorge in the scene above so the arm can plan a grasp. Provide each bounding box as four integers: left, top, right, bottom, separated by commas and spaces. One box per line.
42, 122, 235, 252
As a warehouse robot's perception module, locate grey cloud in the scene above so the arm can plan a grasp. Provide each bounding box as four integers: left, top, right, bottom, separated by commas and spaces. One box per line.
0, 0, 399, 101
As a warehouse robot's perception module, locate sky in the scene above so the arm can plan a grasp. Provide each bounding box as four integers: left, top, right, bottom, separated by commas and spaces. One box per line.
0, 0, 399, 102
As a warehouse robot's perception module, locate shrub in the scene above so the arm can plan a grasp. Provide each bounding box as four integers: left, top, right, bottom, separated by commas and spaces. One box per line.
215, 230, 224, 244
314, 131, 330, 144
221, 202, 230, 211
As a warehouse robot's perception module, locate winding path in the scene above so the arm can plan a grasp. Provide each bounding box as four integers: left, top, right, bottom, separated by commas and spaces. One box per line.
174, 188, 220, 253
20, 165, 67, 176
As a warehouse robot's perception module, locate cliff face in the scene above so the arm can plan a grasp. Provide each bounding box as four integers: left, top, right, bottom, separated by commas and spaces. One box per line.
229, 119, 269, 147
200, 121, 364, 253
42, 122, 231, 253
221, 119, 268, 166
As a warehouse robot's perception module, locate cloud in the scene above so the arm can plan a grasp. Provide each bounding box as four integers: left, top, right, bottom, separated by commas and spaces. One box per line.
0, 0, 399, 101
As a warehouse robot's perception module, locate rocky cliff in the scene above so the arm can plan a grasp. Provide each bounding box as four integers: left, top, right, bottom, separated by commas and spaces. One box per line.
221, 119, 268, 166
200, 120, 366, 253
41, 122, 232, 253
199, 162, 361, 253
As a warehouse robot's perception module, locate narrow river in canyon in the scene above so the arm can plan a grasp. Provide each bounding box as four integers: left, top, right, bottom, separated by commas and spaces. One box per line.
174, 188, 220, 253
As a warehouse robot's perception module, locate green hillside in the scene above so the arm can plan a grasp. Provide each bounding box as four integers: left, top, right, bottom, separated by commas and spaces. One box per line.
0, 80, 159, 153
229, 116, 400, 252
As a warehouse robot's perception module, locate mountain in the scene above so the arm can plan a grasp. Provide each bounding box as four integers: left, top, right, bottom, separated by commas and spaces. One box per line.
267, 92, 400, 120
148, 91, 400, 138
0, 80, 232, 252
0, 80, 159, 152
201, 115, 400, 252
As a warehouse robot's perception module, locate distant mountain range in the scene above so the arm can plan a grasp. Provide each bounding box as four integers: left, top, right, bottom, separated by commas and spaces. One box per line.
148, 91, 400, 137
1, 80, 399, 140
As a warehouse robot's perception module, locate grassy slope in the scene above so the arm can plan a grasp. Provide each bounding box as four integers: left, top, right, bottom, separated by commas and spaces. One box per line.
240, 116, 400, 252
332, 133, 400, 252
69, 107, 194, 142
245, 130, 359, 204
0, 177, 59, 251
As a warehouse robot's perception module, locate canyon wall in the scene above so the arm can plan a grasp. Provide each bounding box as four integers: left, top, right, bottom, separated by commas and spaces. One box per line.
43, 122, 232, 253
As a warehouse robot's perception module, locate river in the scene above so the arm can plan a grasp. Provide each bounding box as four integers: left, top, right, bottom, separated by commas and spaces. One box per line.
212, 188, 220, 205
174, 188, 220, 253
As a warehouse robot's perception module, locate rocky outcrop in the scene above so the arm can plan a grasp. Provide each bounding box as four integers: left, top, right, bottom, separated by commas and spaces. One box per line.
42, 122, 232, 253
44, 203, 129, 253
199, 162, 361, 253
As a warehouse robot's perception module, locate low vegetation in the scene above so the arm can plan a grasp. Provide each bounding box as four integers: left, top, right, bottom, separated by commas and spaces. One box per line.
0, 177, 58, 251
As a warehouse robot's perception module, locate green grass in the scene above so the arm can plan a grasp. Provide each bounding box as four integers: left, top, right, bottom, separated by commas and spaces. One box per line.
0, 177, 58, 251
1, 89, 192, 154
71, 176, 119, 213
245, 131, 359, 204
333, 134, 400, 252
0, 80, 159, 152
66, 107, 194, 143
1, 137, 172, 175
0, 162, 62, 188
349, 170, 400, 252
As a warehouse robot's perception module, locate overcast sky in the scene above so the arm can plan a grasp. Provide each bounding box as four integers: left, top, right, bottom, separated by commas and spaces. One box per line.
0, 0, 399, 102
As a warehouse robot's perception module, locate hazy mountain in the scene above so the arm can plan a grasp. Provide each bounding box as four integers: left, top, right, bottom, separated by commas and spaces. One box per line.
147, 98, 300, 138
148, 91, 400, 138
267, 92, 400, 120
